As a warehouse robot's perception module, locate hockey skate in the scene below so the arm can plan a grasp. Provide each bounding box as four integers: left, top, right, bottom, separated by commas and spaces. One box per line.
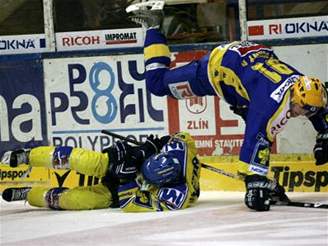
126, 0, 165, 29
2, 187, 31, 202
1, 149, 30, 168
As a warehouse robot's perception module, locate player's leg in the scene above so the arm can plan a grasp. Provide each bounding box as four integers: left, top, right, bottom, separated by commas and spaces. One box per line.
63, 147, 109, 178
27, 183, 112, 210
126, 1, 215, 98
1, 146, 109, 178
32, 146, 109, 177
59, 183, 112, 210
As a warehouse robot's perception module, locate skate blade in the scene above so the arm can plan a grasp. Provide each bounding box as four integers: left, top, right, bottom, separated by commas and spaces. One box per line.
126, 0, 165, 13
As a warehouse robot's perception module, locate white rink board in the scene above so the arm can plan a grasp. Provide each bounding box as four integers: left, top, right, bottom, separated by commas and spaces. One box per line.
43, 54, 168, 151
40, 43, 328, 154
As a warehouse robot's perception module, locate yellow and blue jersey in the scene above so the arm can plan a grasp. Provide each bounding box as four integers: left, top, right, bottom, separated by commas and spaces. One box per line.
117, 132, 201, 212
144, 28, 328, 176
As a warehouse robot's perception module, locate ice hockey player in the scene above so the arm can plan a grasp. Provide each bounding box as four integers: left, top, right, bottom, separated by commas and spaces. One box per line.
1, 132, 201, 212
126, 0, 328, 212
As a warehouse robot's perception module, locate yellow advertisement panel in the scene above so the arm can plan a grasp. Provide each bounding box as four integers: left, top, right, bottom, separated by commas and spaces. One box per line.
0, 165, 49, 190
0, 154, 327, 193
199, 154, 328, 192
0, 164, 100, 192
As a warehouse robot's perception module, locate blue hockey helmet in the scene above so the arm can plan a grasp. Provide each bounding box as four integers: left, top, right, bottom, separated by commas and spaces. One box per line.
141, 153, 182, 186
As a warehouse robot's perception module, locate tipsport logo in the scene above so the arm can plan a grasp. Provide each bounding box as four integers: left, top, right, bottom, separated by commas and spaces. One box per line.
49, 60, 164, 127
271, 166, 328, 192
0, 169, 30, 180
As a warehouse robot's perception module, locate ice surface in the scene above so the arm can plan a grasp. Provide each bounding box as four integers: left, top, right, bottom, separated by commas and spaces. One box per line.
1, 192, 327, 246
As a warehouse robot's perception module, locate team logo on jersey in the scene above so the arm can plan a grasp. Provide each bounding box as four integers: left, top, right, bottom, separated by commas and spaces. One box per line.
270, 75, 299, 103
168, 81, 196, 99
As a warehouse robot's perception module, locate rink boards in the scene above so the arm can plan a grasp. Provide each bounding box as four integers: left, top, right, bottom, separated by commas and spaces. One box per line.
1, 44, 327, 159
1, 41, 327, 195
0, 154, 327, 193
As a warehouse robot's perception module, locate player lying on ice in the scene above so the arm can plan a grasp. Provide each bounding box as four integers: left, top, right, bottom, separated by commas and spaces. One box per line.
126, 0, 328, 212
1, 132, 201, 212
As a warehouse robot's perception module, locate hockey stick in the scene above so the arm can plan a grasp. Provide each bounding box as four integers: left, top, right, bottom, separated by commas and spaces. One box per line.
201, 163, 328, 209
275, 200, 328, 209
199, 162, 243, 180
201, 162, 328, 209
101, 130, 328, 209
101, 130, 141, 145
101, 130, 238, 177
202, 163, 328, 209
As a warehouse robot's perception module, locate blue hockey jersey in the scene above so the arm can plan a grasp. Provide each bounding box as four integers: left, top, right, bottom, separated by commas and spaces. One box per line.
143, 28, 328, 176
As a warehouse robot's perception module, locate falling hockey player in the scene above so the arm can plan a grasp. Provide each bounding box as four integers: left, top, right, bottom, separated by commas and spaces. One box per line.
126, 0, 328, 212
1, 132, 201, 212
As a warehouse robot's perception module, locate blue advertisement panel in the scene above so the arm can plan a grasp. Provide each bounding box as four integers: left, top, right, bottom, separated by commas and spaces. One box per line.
0, 59, 48, 157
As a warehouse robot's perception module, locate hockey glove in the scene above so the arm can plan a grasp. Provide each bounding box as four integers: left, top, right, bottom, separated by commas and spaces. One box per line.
130, 135, 171, 165
244, 175, 275, 211
104, 141, 138, 180
313, 130, 328, 165
103, 135, 170, 180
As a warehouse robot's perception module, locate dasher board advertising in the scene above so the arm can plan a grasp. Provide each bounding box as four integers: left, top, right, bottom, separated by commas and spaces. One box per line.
248, 15, 328, 40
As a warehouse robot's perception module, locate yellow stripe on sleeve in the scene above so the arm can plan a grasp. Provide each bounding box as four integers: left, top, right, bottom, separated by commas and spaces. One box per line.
144, 44, 170, 61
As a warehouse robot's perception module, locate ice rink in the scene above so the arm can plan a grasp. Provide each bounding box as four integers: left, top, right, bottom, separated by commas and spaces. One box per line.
1, 192, 327, 246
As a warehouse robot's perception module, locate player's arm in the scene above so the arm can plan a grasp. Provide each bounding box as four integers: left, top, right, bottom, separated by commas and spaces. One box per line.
118, 181, 191, 212
144, 28, 216, 98
309, 107, 328, 165
103, 135, 170, 179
